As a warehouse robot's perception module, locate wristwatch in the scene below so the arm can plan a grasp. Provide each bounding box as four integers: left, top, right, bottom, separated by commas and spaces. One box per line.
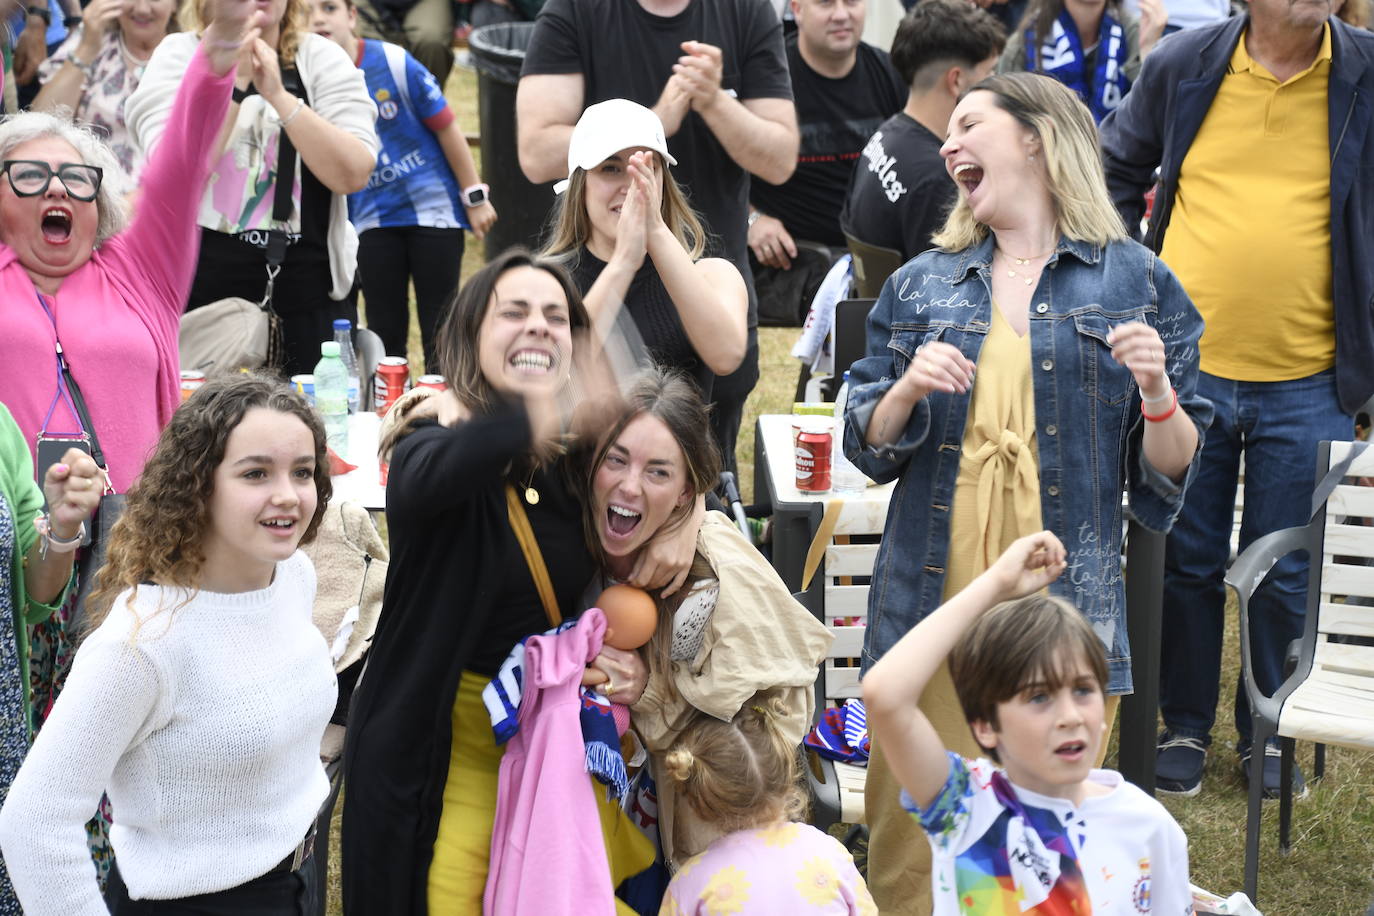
26, 5, 51, 25
462, 183, 490, 207
747, 210, 762, 228
63, 13, 81, 26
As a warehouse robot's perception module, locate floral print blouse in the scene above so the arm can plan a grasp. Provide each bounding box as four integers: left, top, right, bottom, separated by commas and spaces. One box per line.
38, 27, 153, 179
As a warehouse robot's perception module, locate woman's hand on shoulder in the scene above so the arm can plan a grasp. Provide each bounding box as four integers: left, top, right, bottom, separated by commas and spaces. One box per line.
898, 341, 975, 402
1105, 321, 1169, 400
627, 493, 704, 598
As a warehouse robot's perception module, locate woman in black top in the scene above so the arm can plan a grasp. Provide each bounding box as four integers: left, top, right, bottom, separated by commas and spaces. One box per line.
542, 99, 747, 397
341, 249, 698, 914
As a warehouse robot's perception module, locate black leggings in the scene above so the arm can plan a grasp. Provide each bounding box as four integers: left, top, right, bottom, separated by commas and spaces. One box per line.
357, 226, 465, 374
104, 858, 317, 915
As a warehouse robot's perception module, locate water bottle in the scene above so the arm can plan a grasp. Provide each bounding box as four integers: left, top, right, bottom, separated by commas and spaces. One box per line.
315, 341, 350, 455
333, 319, 361, 414
833, 371, 867, 495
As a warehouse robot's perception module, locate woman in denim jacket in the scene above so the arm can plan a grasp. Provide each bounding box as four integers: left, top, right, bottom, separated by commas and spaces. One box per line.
843, 72, 1211, 915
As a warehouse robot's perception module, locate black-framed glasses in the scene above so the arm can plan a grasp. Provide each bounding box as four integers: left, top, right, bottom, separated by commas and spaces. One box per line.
1, 160, 103, 201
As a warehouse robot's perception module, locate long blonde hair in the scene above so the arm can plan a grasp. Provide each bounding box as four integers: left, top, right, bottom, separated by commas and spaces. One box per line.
661, 694, 808, 832
181, 0, 307, 61
542, 154, 708, 263
932, 71, 1127, 251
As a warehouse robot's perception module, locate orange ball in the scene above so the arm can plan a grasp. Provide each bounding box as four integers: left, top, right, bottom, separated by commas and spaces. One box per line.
596, 584, 658, 650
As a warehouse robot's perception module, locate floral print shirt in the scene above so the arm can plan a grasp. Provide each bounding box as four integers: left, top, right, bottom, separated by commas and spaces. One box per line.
38, 28, 151, 179
661, 821, 876, 915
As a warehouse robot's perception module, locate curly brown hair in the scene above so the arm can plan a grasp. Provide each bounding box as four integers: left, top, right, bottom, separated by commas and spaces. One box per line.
85, 373, 331, 629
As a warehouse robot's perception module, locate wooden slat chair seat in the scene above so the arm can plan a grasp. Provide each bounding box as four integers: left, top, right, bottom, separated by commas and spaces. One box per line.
799, 498, 886, 833
1225, 440, 1374, 902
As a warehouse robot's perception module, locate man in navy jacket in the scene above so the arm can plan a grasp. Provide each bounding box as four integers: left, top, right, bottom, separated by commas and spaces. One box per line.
1099, 5, 1374, 799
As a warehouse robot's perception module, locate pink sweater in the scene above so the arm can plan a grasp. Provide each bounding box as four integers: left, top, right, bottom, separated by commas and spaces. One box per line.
485, 608, 617, 916
0, 48, 230, 492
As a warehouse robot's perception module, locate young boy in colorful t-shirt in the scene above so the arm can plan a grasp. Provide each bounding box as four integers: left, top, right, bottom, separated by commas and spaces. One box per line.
310, 0, 497, 371
864, 531, 1193, 914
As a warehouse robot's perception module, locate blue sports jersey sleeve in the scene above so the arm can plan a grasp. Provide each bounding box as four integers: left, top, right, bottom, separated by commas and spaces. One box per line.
405, 50, 450, 123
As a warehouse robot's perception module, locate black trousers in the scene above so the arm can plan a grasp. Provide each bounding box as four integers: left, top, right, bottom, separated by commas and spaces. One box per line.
188, 230, 358, 379
105, 857, 317, 915
357, 225, 464, 374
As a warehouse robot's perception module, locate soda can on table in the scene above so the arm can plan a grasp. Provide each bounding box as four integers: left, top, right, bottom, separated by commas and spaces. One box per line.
375, 357, 410, 416
179, 370, 206, 401
795, 420, 832, 493
416, 374, 447, 391
291, 374, 315, 406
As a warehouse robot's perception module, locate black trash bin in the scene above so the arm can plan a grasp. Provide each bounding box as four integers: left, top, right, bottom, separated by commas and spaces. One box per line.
469, 23, 558, 261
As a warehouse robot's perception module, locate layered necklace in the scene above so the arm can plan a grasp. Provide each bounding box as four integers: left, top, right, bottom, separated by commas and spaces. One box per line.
995, 247, 1053, 287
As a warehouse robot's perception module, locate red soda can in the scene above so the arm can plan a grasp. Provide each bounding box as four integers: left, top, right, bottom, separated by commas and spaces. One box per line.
180, 370, 206, 401
416, 374, 447, 391
374, 357, 410, 416
795, 422, 832, 493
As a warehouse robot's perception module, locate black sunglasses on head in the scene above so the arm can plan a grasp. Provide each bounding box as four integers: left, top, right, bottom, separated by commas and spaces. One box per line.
1, 160, 103, 202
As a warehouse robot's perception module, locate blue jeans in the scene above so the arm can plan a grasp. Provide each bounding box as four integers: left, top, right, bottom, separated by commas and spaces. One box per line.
1160, 370, 1353, 743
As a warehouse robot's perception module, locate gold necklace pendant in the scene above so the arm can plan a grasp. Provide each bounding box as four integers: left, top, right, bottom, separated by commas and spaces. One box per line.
524, 486, 540, 505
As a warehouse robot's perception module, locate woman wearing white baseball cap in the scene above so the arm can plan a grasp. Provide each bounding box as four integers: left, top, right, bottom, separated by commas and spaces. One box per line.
543, 99, 747, 398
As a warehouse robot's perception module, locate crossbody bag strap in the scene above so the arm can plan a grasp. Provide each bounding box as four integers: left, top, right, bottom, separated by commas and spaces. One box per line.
53, 344, 113, 494
505, 484, 562, 629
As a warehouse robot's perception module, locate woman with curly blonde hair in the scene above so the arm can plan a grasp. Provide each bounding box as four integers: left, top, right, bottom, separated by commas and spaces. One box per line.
125, 0, 380, 376
657, 696, 875, 914
0, 374, 337, 913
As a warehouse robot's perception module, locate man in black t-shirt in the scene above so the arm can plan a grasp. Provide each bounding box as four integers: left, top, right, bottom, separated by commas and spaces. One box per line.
747, 0, 906, 306
516, 0, 799, 476
840, 0, 1005, 265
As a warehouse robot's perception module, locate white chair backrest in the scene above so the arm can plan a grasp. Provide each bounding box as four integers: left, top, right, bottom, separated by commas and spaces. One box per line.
1317, 441, 1374, 640
817, 499, 886, 703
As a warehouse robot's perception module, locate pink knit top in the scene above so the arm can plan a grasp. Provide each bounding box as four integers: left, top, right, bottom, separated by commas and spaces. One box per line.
0, 47, 231, 492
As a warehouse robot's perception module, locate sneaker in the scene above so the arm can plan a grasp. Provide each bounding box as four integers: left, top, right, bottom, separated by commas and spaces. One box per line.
1156, 731, 1208, 796
1238, 739, 1309, 801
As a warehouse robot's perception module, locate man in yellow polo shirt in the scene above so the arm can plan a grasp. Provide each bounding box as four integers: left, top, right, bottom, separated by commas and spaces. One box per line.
1100, 0, 1374, 799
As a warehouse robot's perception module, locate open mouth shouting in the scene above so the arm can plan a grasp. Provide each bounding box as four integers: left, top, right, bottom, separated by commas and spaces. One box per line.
41, 207, 73, 244
953, 163, 984, 198
605, 503, 643, 542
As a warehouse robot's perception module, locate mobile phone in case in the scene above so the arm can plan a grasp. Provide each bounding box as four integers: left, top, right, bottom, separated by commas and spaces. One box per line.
35, 433, 94, 545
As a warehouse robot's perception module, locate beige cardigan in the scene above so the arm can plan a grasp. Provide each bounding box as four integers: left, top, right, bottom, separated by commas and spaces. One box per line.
631, 511, 833, 865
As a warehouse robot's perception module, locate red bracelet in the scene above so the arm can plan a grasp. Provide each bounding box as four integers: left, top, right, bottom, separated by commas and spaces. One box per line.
1141, 388, 1178, 422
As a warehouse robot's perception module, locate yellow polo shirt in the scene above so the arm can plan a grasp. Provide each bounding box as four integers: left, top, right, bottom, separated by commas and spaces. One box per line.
1159, 25, 1334, 381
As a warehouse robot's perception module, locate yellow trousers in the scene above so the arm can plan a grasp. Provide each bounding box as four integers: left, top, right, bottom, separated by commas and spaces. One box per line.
427, 673, 654, 914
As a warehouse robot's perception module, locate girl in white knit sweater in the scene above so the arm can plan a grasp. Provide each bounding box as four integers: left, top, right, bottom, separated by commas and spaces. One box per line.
0, 373, 337, 915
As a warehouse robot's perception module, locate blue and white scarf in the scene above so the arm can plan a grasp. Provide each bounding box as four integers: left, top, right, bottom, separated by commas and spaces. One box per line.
1025, 9, 1131, 123
482, 620, 630, 802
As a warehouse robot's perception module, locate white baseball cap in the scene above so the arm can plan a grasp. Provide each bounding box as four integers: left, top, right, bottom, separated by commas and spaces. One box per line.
554, 99, 679, 194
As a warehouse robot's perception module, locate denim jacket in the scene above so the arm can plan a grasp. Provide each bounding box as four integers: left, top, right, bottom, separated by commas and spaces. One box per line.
843, 235, 1212, 694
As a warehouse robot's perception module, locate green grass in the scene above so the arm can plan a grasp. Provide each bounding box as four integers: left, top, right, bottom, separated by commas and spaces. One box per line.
327, 62, 1374, 916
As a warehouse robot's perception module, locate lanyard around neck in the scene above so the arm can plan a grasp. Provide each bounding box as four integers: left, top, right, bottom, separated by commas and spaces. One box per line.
34, 291, 84, 438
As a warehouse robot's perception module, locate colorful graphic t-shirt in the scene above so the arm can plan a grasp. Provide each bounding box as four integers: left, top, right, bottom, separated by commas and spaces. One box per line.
662, 821, 876, 915
346, 39, 467, 234
907, 754, 1193, 915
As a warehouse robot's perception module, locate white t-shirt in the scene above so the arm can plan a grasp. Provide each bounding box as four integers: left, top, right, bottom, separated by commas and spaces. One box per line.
0, 552, 335, 914
906, 753, 1193, 915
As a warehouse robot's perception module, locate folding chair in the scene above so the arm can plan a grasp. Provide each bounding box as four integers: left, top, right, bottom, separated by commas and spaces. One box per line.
1225, 439, 1374, 902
